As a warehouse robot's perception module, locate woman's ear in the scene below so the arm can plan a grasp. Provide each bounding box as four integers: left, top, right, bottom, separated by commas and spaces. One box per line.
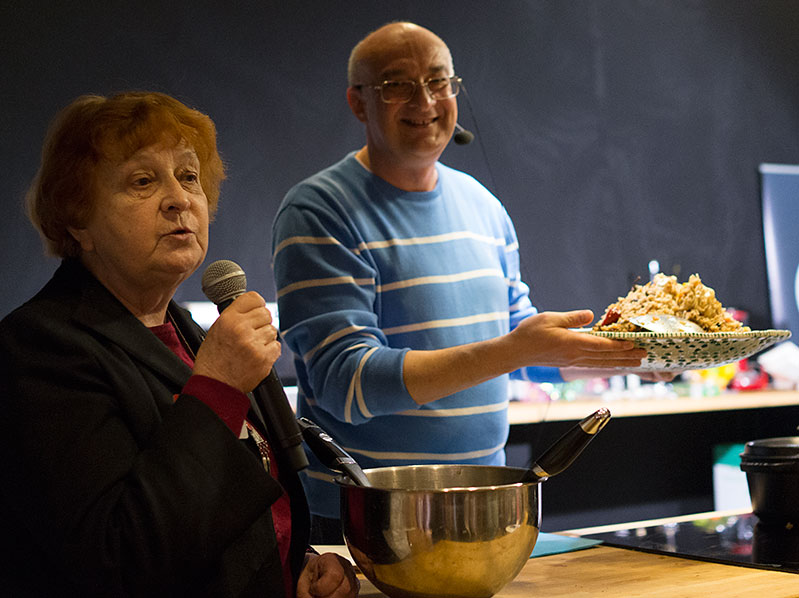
67, 226, 94, 253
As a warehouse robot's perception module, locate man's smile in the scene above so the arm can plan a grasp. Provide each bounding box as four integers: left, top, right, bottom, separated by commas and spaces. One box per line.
402, 116, 438, 127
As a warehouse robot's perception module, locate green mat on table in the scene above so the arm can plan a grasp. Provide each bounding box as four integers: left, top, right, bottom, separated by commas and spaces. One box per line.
530, 532, 602, 558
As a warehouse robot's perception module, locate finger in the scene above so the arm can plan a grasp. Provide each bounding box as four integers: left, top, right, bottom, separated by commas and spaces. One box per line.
296, 555, 317, 598
263, 324, 280, 343
643, 371, 677, 382
310, 554, 357, 597
230, 291, 266, 313
561, 309, 595, 328
572, 333, 640, 352
310, 557, 342, 591
337, 554, 360, 597
265, 338, 282, 361
575, 354, 647, 368
580, 347, 647, 361
234, 297, 274, 330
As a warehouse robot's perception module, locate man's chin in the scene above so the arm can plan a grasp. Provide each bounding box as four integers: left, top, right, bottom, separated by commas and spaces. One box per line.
401, 136, 449, 159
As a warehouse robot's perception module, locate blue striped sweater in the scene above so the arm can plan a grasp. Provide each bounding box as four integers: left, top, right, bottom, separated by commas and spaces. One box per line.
272, 152, 561, 517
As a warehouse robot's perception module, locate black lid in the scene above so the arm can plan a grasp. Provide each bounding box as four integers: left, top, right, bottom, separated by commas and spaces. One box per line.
740, 437, 799, 473
742, 437, 799, 459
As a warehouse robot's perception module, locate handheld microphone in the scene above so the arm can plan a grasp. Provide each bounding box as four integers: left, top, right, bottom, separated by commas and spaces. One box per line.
453, 123, 474, 145
201, 259, 309, 473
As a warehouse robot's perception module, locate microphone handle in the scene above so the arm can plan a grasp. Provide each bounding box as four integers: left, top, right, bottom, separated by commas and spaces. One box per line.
214, 296, 308, 473
253, 369, 309, 473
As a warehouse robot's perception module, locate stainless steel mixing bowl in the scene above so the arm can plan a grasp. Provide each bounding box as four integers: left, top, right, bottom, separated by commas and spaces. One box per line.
338, 464, 541, 598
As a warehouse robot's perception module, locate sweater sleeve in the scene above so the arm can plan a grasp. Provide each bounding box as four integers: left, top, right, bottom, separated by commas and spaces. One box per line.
272, 193, 417, 425
182, 375, 251, 435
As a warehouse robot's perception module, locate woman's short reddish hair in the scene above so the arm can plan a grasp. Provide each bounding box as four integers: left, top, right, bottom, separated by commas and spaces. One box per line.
26, 91, 226, 258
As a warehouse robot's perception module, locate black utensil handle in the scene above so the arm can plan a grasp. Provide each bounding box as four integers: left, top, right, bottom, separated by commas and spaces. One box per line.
297, 417, 371, 487
528, 408, 611, 480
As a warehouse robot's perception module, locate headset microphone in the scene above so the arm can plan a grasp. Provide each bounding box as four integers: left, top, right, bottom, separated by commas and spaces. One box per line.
453, 123, 475, 145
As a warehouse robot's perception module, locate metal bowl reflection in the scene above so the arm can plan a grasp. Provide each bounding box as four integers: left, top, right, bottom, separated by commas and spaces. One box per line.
338, 464, 540, 598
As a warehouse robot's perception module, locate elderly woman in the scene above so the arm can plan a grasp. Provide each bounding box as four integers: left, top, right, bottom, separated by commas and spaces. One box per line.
0, 92, 358, 598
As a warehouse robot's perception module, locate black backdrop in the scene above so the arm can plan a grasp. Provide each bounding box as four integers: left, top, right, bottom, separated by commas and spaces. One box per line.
3, 1, 798, 329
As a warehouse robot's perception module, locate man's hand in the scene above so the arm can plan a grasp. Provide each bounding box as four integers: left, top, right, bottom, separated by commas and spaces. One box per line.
508, 310, 647, 369
296, 552, 359, 598
636, 370, 679, 382
404, 309, 649, 405
561, 367, 679, 382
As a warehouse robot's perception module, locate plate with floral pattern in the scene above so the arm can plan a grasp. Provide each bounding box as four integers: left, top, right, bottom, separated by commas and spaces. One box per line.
581, 329, 792, 371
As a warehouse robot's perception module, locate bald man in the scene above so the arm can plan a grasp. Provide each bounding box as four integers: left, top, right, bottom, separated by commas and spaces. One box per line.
272, 22, 649, 543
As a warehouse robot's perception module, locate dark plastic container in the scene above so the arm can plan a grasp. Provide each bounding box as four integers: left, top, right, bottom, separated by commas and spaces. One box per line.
740, 437, 799, 526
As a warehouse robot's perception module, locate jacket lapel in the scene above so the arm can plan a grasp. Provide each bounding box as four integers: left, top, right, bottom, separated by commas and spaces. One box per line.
165, 287, 270, 430
66, 259, 271, 430
70, 265, 192, 390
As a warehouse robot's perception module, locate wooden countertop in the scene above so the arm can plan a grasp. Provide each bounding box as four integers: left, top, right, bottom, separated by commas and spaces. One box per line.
349, 543, 798, 598
508, 389, 799, 424
352, 545, 798, 597
320, 509, 799, 597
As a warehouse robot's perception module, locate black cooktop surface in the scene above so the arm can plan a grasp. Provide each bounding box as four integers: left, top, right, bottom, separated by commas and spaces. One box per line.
583, 512, 799, 574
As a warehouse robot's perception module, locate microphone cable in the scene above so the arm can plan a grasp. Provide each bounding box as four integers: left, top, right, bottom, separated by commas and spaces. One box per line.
457, 82, 499, 195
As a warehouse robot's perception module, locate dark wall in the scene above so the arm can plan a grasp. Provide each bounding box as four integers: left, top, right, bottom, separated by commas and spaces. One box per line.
3, 1, 798, 328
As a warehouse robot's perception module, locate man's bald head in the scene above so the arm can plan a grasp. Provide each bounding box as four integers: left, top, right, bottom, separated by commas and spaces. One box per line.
347, 22, 454, 86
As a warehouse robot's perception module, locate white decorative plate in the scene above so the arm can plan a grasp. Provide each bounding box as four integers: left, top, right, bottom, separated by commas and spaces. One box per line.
581, 329, 792, 371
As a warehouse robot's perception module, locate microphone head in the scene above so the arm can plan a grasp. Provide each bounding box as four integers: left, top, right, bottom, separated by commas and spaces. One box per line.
201, 259, 247, 305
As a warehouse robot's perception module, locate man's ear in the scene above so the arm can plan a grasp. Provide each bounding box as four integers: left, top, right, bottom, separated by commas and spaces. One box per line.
346, 87, 367, 123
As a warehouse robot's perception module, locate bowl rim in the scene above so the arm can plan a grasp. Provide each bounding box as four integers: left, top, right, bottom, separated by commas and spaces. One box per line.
334, 463, 541, 492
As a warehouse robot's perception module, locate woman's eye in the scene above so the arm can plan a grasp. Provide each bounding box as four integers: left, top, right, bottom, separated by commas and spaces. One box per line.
132, 176, 152, 188
182, 171, 200, 184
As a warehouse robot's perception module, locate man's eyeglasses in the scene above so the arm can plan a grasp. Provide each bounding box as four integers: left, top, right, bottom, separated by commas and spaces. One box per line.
354, 76, 462, 104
